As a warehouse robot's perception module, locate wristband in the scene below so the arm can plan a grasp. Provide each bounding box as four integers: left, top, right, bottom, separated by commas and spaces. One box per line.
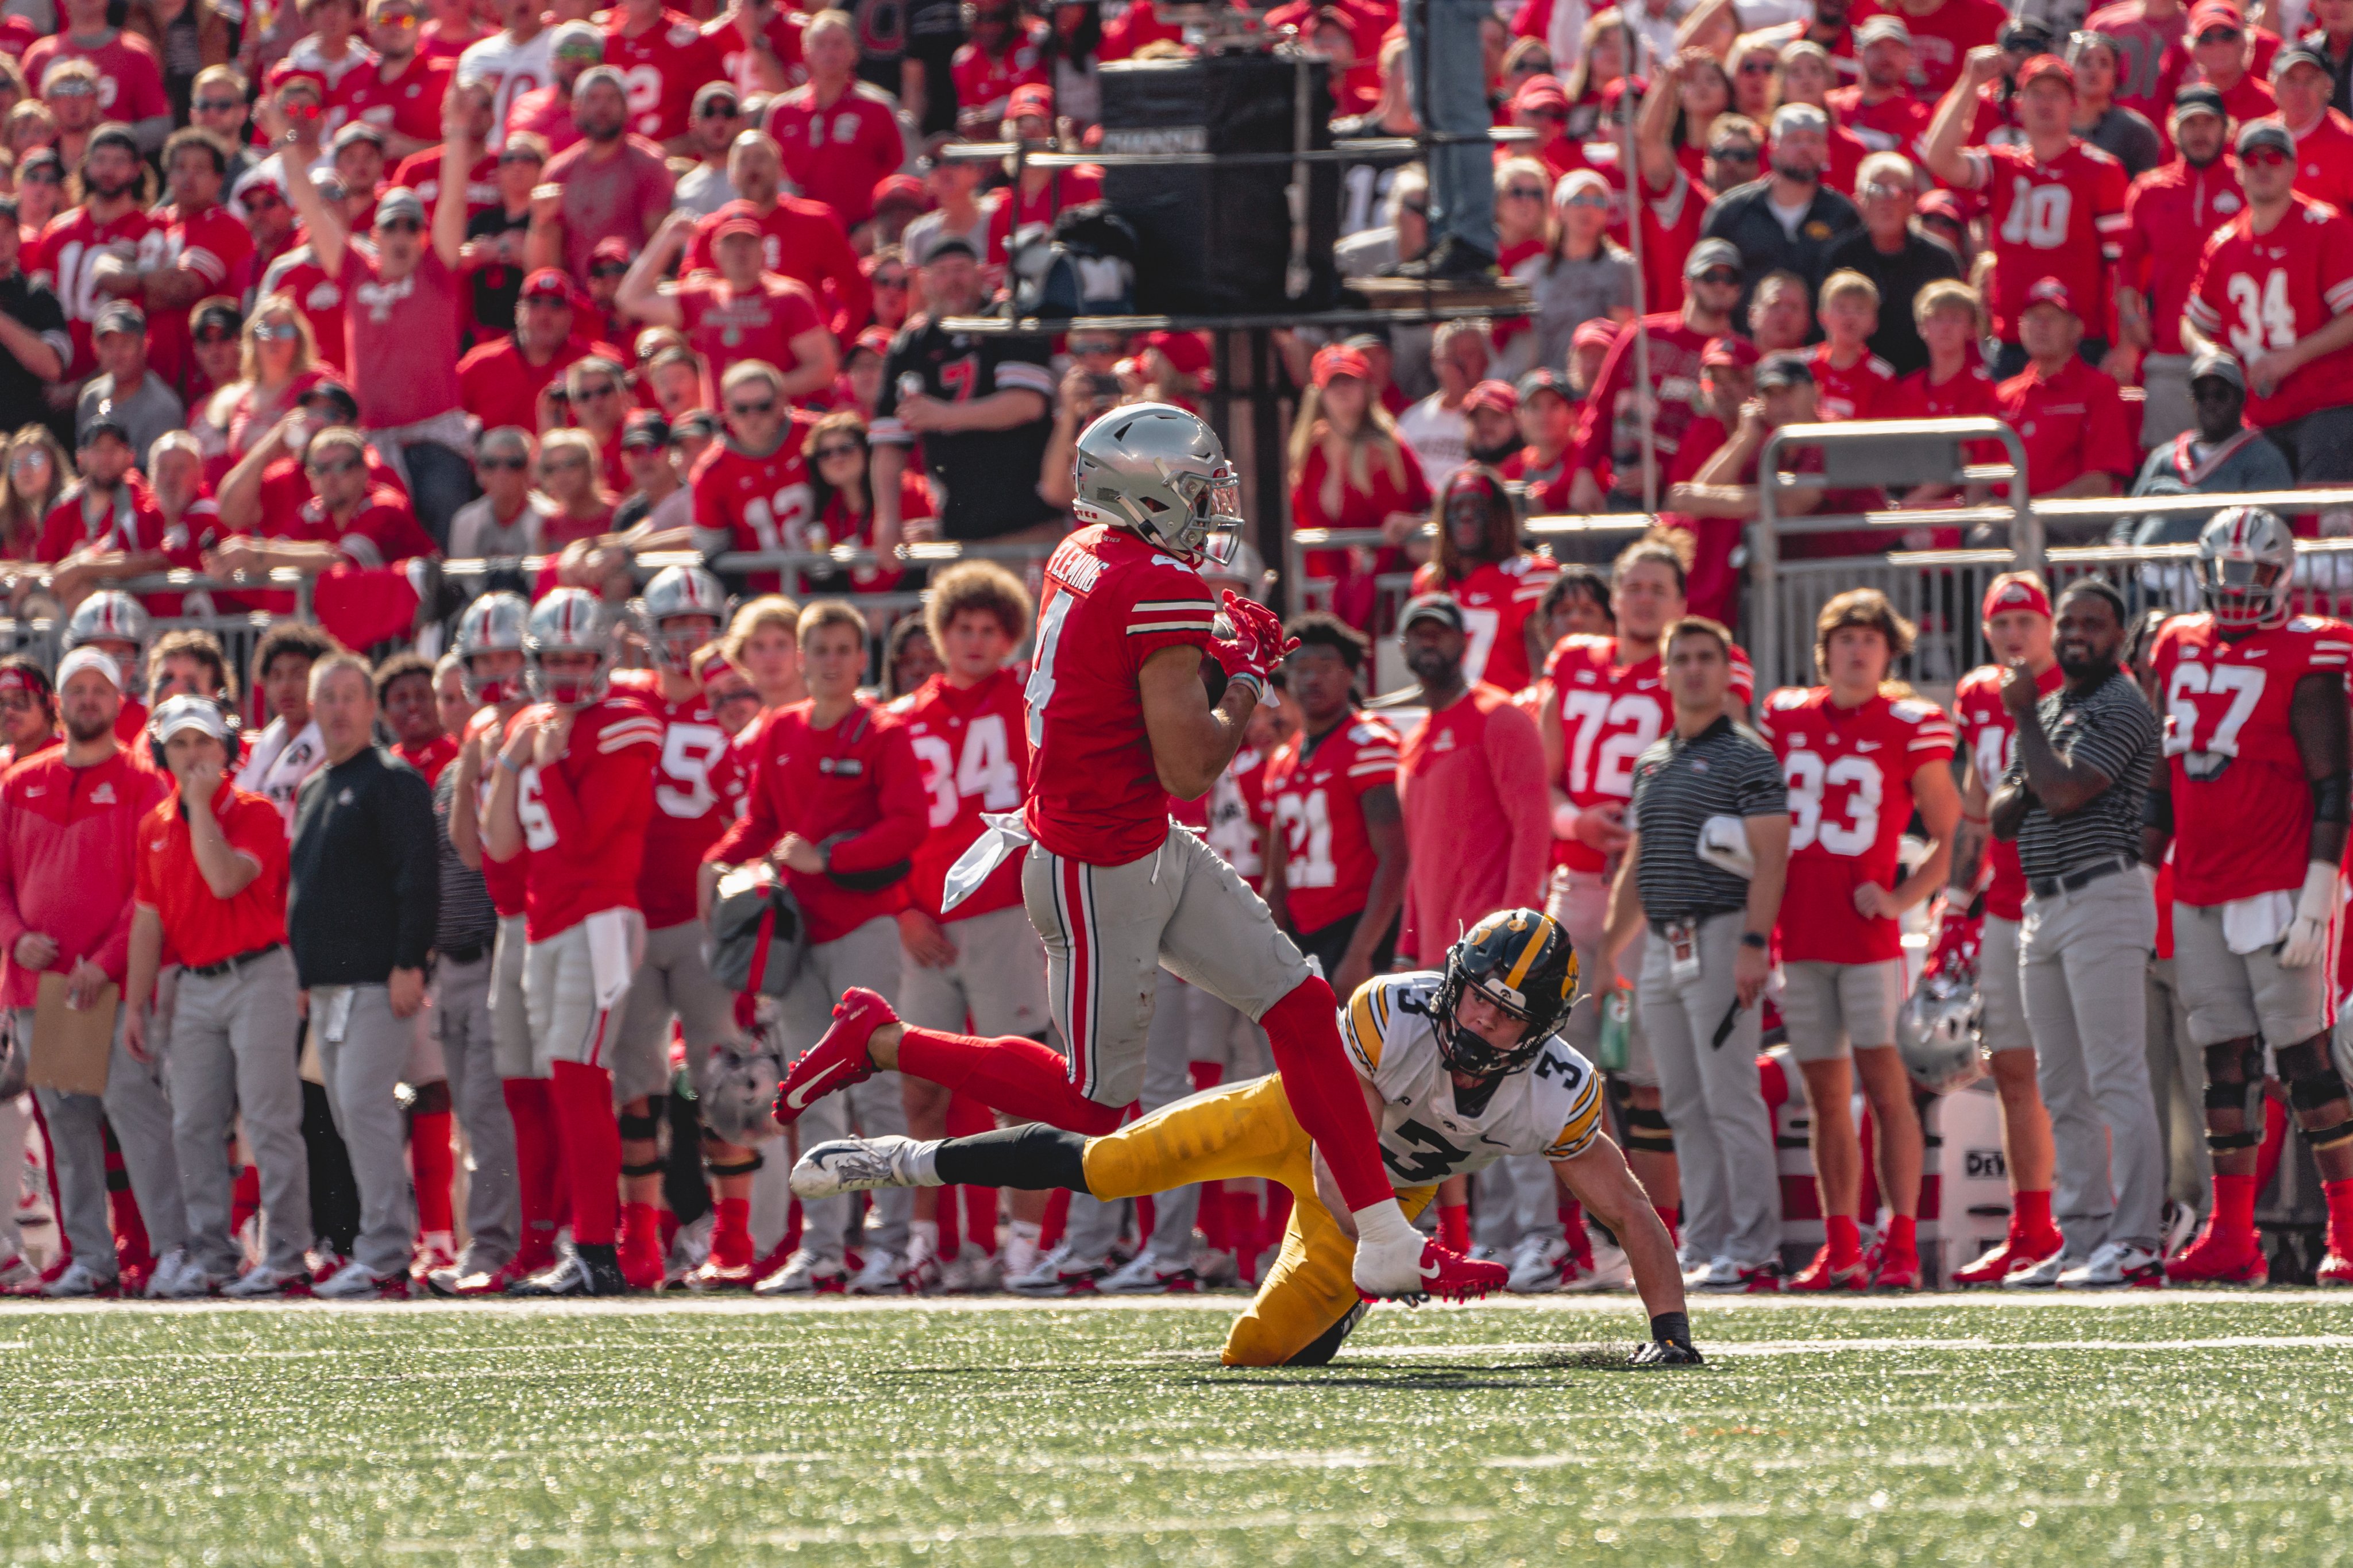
1550, 800, 1581, 839
1738, 931, 1767, 950
1224, 671, 1263, 706
495, 752, 524, 774
1650, 1310, 1691, 1345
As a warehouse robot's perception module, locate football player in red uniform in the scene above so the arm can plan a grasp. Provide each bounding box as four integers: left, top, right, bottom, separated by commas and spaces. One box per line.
484, 589, 664, 1297
1539, 536, 1756, 1248
1760, 590, 1962, 1291
1405, 468, 1560, 694
2146, 509, 2353, 1285
701, 600, 927, 1296
1940, 573, 2068, 1284
769, 404, 1507, 1306
889, 562, 1050, 1293
605, 566, 751, 1292
1258, 613, 1406, 1000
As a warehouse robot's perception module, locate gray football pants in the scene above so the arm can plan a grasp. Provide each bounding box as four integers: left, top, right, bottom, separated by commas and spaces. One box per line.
20, 1007, 185, 1276
168, 948, 311, 1276
1639, 910, 1778, 1270
431, 950, 518, 1273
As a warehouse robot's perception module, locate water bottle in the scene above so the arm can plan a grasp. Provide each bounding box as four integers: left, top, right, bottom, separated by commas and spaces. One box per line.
1597, 982, 1631, 1073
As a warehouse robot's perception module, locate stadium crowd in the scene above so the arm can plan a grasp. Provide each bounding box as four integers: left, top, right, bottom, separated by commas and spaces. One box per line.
0, 0, 2344, 1303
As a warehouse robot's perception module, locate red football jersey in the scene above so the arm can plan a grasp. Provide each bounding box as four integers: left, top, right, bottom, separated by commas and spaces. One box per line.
1809, 344, 1899, 421
144, 203, 253, 392
28, 204, 162, 375
508, 696, 663, 939
1760, 686, 1956, 964
950, 23, 1049, 124
681, 196, 871, 344
2151, 612, 2353, 905
1825, 85, 1931, 158
2184, 194, 2353, 430
2292, 110, 2353, 214
1964, 140, 2130, 342
386, 146, 500, 216
608, 670, 741, 929
602, 9, 730, 143
1407, 555, 1560, 694
468, 704, 529, 918
345, 51, 453, 145
1899, 0, 2005, 97
1203, 745, 1271, 890
1023, 523, 1218, 865
674, 272, 825, 392
1256, 711, 1401, 934
763, 86, 905, 229
893, 666, 1032, 922
1951, 661, 2064, 922
1545, 634, 1756, 873
688, 420, 819, 592
20, 32, 168, 123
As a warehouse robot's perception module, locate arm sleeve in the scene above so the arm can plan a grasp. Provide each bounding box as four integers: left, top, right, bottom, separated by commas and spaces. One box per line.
0, 800, 26, 959
1487, 702, 1553, 908
823, 723, 929, 875
387, 768, 440, 971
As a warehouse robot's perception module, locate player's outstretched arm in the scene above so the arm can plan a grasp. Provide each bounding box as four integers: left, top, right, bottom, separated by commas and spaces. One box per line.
1554, 1133, 1701, 1366
1139, 643, 1258, 800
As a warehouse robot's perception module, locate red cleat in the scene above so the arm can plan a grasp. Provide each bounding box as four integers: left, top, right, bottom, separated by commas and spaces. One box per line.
1357, 1239, 1509, 1305
1953, 1225, 2063, 1287
1866, 1245, 1922, 1292
770, 988, 893, 1126
2165, 1219, 2266, 1284
1786, 1243, 1866, 1292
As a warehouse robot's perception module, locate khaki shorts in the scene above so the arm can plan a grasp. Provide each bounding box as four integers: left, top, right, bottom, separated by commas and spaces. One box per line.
491, 914, 535, 1080
612, 917, 745, 1106
524, 909, 647, 1076
1544, 867, 1656, 1088
1022, 825, 1314, 1110
2171, 899, 2329, 1049
898, 901, 1054, 1040
1779, 959, 1904, 1061
1980, 914, 2032, 1055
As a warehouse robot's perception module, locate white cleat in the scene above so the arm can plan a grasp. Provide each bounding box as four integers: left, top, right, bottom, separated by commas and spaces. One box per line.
2057, 1241, 2163, 1290
1098, 1248, 1198, 1295
313, 1260, 410, 1300
937, 1242, 998, 1293
1005, 1242, 1108, 1296
41, 1259, 117, 1298
751, 1248, 846, 1296
1564, 1237, 1634, 1293
141, 1248, 191, 1300
2001, 1250, 2069, 1290
997, 1231, 1041, 1286
789, 1136, 930, 1199
222, 1264, 311, 1299
1506, 1235, 1572, 1294
846, 1248, 905, 1296
1191, 1246, 1239, 1288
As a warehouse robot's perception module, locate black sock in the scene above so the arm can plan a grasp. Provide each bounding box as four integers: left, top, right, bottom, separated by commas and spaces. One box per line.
577, 1242, 618, 1265
932, 1123, 1093, 1191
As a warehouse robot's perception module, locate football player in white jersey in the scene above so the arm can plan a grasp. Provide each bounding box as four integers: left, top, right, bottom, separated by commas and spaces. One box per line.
789, 910, 1699, 1367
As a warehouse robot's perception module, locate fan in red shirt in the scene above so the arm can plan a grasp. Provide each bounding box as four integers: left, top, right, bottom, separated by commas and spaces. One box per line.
1515, 366, 1581, 513
481, 589, 664, 1298
690, 359, 820, 593
2162, 0, 2279, 123
203, 425, 437, 642
765, 10, 908, 229
22, 9, 169, 128
140, 131, 255, 396
983, 88, 1106, 262
601, 0, 730, 145
385, 74, 502, 216
1255, 613, 1406, 998
456, 268, 630, 434
1829, 16, 1935, 155
2183, 118, 2353, 480
1936, 572, 2068, 1285
620, 207, 838, 405
680, 144, 873, 342
950, 0, 1049, 128
1568, 239, 1746, 512
1924, 48, 2129, 361
1758, 590, 1961, 1292
2274, 45, 2353, 211
1286, 345, 1431, 629
1888, 278, 2008, 505
2144, 509, 2353, 1286
1810, 270, 1901, 419
37, 421, 166, 569
25, 128, 158, 376
345, 0, 454, 159
2088, 0, 2192, 124
2115, 88, 2244, 397
1888, 0, 2007, 96
1407, 468, 1560, 693
1997, 277, 2140, 495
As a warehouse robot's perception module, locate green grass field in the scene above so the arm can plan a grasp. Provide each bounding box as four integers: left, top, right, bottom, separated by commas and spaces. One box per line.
5, 1292, 2351, 1566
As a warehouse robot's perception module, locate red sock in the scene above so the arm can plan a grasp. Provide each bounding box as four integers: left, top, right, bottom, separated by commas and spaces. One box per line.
2324, 1179, 2353, 1249
502, 1077, 564, 1264
711, 1196, 753, 1269
103, 1130, 151, 1273
892, 1026, 1124, 1136
1436, 1202, 1469, 1254
963, 1185, 998, 1254
2013, 1188, 2055, 1241
1040, 1188, 1070, 1250
1653, 1204, 1680, 1246
1825, 1213, 1862, 1266
410, 1109, 455, 1238
619, 1199, 661, 1258
1260, 976, 1394, 1214
547, 1061, 620, 1247
230, 1163, 261, 1240
2211, 1170, 2259, 1237
1884, 1213, 1917, 1258
1560, 1198, 1592, 1266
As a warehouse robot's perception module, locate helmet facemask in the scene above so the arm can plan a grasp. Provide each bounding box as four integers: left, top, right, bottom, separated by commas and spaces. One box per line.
1433, 970, 1552, 1080
653, 615, 718, 672
2197, 553, 2288, 631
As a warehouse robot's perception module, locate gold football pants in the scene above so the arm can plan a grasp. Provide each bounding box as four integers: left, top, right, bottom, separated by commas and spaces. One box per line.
1081, 1075, 1434, 1366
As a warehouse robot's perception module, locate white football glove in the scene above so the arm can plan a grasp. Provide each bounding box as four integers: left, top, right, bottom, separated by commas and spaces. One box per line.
2278, 861, 2339, 970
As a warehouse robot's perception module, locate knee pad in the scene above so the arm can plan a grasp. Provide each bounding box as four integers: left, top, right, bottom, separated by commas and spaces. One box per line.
704, 1152, 764, 1177
2205, 1128, 2262, 1153
2274, 1038, 2350, 1110
2287, 1069, 2352, 1115
618, 1105, 665, 1142
620, 1158, 665, 1179
2204, 1040, 2263, 1088
1623, 1105, 1675, 1156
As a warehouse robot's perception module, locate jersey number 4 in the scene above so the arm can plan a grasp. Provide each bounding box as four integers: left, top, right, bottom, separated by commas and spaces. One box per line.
1024, 593, 1074, 747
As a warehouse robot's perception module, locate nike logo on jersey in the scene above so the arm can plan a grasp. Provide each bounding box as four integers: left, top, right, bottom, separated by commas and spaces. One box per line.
784, 1061, 851, 1110
1855, 740, 1881, 752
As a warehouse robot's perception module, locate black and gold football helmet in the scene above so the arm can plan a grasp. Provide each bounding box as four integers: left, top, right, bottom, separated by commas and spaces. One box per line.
1433, 909, 1579, 1078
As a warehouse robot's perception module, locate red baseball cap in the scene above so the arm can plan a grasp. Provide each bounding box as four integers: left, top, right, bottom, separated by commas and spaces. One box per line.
2015, 52, 2076, 91
1007, 83, 1054, 121
591, 235, 634, 266
519, 267, 578, 306
873, 172, 926, 209
1511, 72, 1571, 113
1982, 574, 2053, 623
1461, 378, 1518, 415
1311, 343, 1370, 387
2187, 0, 2245, 33
1702, 334, 1762, 369
1571, 317, 1622, 354
712, 208, 765, 242
853, 326, 894, 358
1143, 329, 1213, 383
1916, 189, 1967, 223
268, 61, 328, 99
2022, 275, 2077, 318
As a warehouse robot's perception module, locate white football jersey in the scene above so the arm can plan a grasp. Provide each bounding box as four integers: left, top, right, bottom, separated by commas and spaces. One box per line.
1338, 972, 1606, 1187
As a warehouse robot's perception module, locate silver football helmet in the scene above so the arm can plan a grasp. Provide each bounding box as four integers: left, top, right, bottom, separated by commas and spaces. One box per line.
641, 564, 727, 671
1896, 966, 1986, 1095
525, 587, 612, 706
454, 591, 531, 705
700, 1042, 785, 1146
1070, 401, 1244, 568
2196, 505, 2296, 631
62, 590, 148, 691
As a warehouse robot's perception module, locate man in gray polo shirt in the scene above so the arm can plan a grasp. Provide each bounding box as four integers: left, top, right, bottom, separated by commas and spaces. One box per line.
1992, 578, 2167, 1289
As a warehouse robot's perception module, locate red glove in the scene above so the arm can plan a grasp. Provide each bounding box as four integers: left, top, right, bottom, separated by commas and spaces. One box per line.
1923, 905, 1981, 980
1209, 589, 1296, 695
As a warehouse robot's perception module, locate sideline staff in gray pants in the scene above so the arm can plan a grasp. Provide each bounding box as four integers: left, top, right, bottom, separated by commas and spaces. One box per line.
1991, 579, 2167, 1289
1590, 615, 1791, 1293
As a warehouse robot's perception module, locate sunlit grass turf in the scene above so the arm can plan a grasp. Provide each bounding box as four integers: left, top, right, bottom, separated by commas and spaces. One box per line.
3, 1293, 2351, 1567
